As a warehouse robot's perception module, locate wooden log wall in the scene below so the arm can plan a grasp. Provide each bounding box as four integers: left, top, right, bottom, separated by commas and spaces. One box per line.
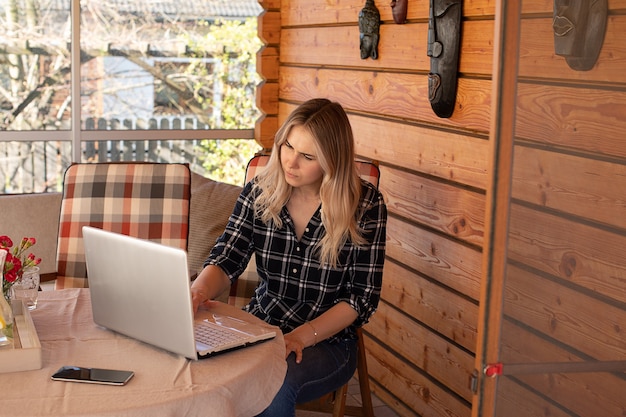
255, 1, 626, 416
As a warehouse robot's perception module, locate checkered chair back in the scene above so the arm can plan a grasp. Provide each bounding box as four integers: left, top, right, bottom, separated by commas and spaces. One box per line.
243, 154, 380, 188
55, 162, 191, 289
229, 154, 380, 307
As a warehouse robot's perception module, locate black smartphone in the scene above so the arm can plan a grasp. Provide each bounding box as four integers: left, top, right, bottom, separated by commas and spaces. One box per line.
51, 366, 134, 386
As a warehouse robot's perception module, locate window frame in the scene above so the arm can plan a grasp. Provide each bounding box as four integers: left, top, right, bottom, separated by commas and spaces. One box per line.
0, 0, 256, 163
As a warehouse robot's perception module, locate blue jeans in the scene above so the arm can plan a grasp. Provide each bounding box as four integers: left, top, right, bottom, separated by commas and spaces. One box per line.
256, 337, 358, 417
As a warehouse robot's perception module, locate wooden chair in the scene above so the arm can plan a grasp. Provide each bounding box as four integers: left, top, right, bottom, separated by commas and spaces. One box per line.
229, 153, 378, 417
55, 162, 191, 289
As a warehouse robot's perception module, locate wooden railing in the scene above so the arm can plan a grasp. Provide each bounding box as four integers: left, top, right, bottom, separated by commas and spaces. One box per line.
0, 139, 209, 194
0, 115, 254, 193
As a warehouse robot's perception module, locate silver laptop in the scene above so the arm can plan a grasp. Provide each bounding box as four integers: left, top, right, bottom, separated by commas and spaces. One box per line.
82, 226, 276, 360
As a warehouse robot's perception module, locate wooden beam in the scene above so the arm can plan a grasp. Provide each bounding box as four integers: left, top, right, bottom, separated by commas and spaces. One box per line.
472, 1, 522, 416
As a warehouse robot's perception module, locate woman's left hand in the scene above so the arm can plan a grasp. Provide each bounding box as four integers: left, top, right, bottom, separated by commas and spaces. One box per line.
283, 331, 306, 363
283, 304, 358, 363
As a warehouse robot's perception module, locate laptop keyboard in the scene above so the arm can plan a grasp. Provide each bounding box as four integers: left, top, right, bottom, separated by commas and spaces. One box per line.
194, 320, 248, 347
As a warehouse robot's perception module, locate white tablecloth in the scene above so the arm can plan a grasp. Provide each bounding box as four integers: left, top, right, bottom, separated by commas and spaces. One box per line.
0, 288, 286, 417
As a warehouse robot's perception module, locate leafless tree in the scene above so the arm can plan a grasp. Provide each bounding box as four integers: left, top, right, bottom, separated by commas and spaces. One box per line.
0, 0, 261, 191
1, 0, 231, 129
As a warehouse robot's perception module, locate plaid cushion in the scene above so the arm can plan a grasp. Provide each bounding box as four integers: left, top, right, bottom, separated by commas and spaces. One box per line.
228, 155, 380, 307
55, 162, 191, 289
356, 160, 380, 188
244, 154, 270, 184
244, 154, 380, 187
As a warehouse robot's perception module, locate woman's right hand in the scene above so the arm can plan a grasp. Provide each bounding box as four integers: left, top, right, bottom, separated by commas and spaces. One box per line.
190, 286, 210, 314
189, 264, 231, 314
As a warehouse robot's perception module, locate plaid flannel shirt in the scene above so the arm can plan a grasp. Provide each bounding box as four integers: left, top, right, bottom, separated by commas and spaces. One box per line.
205, 179, 387, 341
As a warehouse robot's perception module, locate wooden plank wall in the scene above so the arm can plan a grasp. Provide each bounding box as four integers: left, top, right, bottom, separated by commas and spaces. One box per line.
256, 1, 626, 416
496, 0, 626, 416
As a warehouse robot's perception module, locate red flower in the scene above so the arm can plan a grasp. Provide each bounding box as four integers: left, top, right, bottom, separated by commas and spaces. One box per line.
0, 236, 13, 248
3, 253, 21, 283
1, 236, 41, 298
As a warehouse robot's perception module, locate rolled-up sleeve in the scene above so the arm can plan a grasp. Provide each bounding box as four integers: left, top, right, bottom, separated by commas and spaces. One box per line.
339, 184, 387, 327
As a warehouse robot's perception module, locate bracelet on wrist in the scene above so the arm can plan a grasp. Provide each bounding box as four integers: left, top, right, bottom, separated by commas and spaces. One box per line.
306, 321, 318, 346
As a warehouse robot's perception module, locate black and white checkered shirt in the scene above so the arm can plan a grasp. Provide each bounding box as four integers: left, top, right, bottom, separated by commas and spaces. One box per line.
205, 179, 387, 341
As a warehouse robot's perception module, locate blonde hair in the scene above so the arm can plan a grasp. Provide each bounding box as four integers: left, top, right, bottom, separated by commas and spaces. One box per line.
254, 98, 365, 267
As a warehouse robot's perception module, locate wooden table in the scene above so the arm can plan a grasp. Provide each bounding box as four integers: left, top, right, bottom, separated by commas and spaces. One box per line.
0, 288, 286, 417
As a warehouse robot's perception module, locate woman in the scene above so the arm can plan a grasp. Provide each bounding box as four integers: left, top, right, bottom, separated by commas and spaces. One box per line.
190, 98, 387, 416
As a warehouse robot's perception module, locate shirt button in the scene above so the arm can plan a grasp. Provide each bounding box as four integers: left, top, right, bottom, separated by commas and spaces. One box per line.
305, 227, 309, 233
292, 268, 298, 274
296, 246, 300, 252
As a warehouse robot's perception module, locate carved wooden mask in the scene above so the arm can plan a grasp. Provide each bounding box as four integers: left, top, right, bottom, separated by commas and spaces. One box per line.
553, 0, 608, 71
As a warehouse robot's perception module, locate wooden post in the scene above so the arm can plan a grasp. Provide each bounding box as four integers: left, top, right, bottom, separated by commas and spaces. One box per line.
472, 1, 522, 416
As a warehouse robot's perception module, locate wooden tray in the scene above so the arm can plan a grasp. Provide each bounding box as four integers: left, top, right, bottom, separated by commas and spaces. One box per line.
0, 300, 42, 373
